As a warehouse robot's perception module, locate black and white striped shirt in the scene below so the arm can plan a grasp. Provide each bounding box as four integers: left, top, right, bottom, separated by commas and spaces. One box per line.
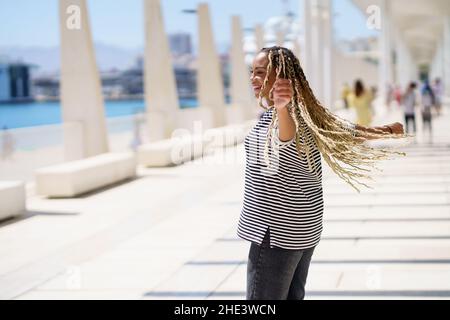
237, 108, 324, 250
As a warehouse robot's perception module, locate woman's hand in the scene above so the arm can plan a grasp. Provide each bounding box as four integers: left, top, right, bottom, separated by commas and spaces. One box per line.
356, 122, 405, 141
271, 78, 296, 142
386, 122, 404, 135
270, 78, 293, 110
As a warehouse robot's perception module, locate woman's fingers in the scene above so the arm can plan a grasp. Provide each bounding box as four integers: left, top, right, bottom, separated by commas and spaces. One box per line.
274, 81, 292, 92
272, 79, 293, 105
391, 122, 404, 134
274, 92, 291, 98
274, 92, 292, 98
274, 87, 292, 96
274, 88, 292, 94
274, 79, 291, 88
274, 81, 292, 89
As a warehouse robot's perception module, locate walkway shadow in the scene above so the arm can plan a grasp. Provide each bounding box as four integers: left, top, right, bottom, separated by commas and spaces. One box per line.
0, 210, 79, 228
184, 259, 450, 266
216, 235, 450, 242
143, 290, 450, 298
41, 176, 144, 199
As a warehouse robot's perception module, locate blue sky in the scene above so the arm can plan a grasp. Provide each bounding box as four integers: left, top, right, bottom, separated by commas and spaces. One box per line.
0, 0, 376, 50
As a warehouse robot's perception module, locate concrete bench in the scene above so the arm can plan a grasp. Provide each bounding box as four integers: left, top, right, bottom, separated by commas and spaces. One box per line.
137, 119, 257, 168
138, 134, 207, 167
0, 181, 26, 220
204, 123, 251, 148
35, 152, 136, 197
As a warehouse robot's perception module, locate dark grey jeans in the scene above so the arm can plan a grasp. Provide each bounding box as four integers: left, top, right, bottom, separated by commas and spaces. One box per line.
246, 227, 316, 300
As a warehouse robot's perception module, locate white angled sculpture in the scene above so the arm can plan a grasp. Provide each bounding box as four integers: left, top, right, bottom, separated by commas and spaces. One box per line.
197, 3, 227, 128
59, 0, 109, 160
230, 16, 258, 121
254, 24, 265, 51
144, 0, 180, 142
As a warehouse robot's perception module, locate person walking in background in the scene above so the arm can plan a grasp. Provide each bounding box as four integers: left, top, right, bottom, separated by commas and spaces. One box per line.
349, 79, 374, 127
394, 84, 403, 107
432, 78, 443, 116
1, 126, 16, 161
386, 83, 394, 107
370, 86, 378, 100
340, 83, 351, 109
421, 81, 435, 143
129, 109, 144, 152
402, 82, 417, 135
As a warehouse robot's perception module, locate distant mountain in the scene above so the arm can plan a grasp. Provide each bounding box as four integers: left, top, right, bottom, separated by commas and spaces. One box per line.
0, 43, 143, 75
0, 45, 60, 75
94, 43, 143, 71
0, 41, 231, 76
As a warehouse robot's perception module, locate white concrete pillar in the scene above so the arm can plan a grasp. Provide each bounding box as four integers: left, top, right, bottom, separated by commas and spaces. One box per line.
443, 15, 450, 97
143, 0, 180, 142
310, 0, 324, 102
431, 42, 444, 82
254, 24, 265, 51
59, 0, 108, 161
430, 43, 438, 80
230, 16, 257, 121
394, 29, 411, 91
302, 0, 313, 79
408, 46, 418, 84
292, 37, 302, 61
276, 30, 285, 47
378, 0, 393, 106
438, 41, 444, 82
429, 51, 436, 81
321, 0, 334, 108
197, 3, 227, 127
393, 27, 418, 90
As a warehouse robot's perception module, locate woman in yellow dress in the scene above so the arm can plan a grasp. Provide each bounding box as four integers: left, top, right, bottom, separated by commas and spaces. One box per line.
349, 79, 374, 127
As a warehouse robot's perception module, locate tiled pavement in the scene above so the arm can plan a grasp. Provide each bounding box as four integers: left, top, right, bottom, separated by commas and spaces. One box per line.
1, 106, 450, 300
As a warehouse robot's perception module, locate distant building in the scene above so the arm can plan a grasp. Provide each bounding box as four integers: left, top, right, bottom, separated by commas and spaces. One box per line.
28, 41, 226, 102
33, 77, 60, 100
169, 33, 192, 56
100, 70, 124, 99
119, 65, 197, 99
174, 67, 196, 99
337, 36, 378, 54
120, 68, 144, 96
0, 64, 9, 101
119, 54, 198, 99
243, 13, 303, 66
0, 62, 34, 102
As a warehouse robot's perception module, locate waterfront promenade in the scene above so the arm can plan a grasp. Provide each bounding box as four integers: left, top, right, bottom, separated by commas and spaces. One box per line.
1, 106, 450, 300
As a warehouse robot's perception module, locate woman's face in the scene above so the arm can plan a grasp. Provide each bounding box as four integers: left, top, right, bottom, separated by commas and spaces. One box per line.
250, 52, 276, 99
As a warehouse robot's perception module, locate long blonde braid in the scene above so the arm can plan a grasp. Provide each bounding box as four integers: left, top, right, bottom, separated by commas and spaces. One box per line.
258, 46, 411, 192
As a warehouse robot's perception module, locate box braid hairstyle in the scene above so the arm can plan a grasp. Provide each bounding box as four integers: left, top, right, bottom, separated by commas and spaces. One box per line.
258, 46, 410, 192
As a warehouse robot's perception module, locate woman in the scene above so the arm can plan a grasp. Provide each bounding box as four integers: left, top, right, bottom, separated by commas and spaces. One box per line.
432, 78, 443, 116
349, 79, 374, 127
421, 81, 435, 139
237, 46, 406, 300
340, 83, 351, 109
402, 82, 417, 134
